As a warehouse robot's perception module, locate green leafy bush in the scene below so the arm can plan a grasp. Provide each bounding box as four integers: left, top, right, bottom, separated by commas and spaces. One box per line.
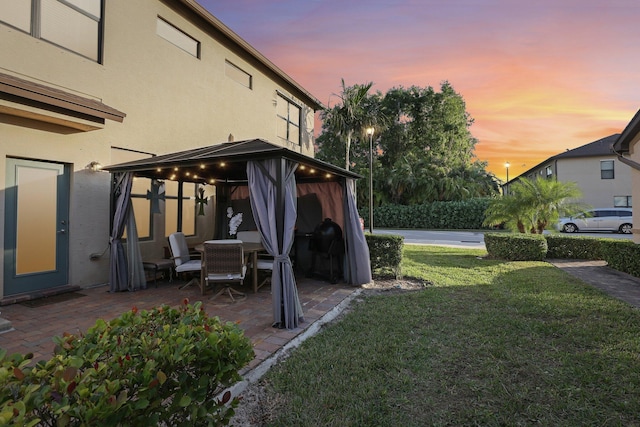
366, 233, 403, 278
544, 235, 604, 260
600, 239, 640, 277
0, 301, 254, 426
362, 198, 491, 230
484, 232, 548, 261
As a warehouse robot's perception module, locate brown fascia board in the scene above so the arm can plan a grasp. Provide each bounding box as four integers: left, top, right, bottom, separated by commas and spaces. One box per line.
0, 73, 126, 123
614, 109, 640, 153
178, 0, 325, 111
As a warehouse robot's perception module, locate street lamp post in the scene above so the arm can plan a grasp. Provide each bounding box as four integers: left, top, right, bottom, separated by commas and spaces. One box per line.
367, 127, 375, 233
505, 161, 510, 195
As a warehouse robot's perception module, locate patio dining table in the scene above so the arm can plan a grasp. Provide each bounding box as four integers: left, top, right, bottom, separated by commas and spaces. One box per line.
195, 242, 265, 293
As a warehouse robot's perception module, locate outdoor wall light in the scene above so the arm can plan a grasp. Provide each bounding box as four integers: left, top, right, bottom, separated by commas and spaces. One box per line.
86, 161, 103, 172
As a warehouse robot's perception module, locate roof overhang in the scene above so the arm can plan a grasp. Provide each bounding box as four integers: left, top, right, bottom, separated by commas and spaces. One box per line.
614, 109, 640, 153
103, 139, 362, 184
0, 72, 126, 131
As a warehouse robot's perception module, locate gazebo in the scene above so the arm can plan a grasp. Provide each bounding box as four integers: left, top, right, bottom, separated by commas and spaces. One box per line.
103, 139, 372, 329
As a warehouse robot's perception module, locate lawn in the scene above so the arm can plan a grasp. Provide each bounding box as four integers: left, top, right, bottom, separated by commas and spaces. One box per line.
256, 245, 640, 426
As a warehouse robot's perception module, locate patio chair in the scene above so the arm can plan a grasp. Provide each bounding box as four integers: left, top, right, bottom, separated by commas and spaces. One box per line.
237, 230, 272, 291
168, 232, 202, 289
202, 239, 247, 301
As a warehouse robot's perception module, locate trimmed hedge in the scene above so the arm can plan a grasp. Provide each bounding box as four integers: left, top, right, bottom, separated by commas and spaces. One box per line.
366, 233, 403, 278
487, 233, 640, 279
484, 233, 548, 261
361, 198, 491, 230
544, 235, 605, 260
0, 301, 254, 426
600, 239, 640, 277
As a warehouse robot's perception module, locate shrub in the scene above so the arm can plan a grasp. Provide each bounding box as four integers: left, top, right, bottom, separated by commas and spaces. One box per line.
361, 198, 491, 230
0, 301, 254, 426
600, 239, 640, 277
484, 232, 548, 261
544, 234, 604, 260
366, 233, 403, 278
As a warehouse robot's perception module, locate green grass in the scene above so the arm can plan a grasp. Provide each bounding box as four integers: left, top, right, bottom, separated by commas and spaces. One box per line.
258, 245, 640, 426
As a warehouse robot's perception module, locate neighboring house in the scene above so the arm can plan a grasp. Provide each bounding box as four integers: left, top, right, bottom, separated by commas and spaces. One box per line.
0, 0, 323, 301
613, 109, 640, 243
505, 134, 632, 209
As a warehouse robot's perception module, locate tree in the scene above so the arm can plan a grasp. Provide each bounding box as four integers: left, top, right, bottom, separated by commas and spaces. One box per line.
484, 177, 587, 233
320, 79, 374, 171
316, 81, 500, 207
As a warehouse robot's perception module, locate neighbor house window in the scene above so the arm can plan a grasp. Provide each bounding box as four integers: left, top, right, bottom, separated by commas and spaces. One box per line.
156, 17, 200, 58
164, 181, 197, 237
225, 60, 252, 88
614, 196, 632, 208
545, 165, 553, 179
601, 160, 614, 179
276, 93, 301, 144
1, 0, 103, 62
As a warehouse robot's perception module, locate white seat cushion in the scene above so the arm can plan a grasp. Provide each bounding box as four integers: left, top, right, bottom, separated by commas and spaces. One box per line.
175, 259, 201, 273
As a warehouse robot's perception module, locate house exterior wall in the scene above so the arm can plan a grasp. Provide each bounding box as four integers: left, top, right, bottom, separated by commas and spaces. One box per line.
556, 157, 632, 208
0, 0, 319, 298
626, 134, 640, 243
520, 156, 632, 209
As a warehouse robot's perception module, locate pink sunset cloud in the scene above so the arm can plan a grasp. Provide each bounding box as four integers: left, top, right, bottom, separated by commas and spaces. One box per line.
201, 0, 640, 181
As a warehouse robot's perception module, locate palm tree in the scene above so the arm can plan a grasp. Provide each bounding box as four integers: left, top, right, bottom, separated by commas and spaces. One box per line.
321, 79, 373, 170
516, 177, 587, 233
483, 177, 587, 234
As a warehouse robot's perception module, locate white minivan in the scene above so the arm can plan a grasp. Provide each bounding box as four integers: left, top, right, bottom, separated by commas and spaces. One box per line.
556, 208, 633, 234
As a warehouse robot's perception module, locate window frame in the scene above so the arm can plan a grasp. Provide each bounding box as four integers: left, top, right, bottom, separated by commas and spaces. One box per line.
614, 196, 632, 208
156, 16, 200, 59
0, 0, 104, 63
164, 181, 198, 238
276, 92, 301, 145
600, 160, 615, 180
225, 60, 252, 89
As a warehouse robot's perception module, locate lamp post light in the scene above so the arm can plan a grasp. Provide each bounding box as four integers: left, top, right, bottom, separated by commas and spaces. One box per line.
366, 127, 375, 233
505, 161, 510, 195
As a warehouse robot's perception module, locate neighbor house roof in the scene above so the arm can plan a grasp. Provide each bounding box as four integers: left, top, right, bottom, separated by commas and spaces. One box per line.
177, 0, 324, 111
103, 139, 362, 183
509, 134, 620, 183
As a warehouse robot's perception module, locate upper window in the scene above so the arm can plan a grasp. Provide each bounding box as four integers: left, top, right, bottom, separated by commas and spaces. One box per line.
156, 17, 200, 58
601, 160, 614, 179
276, 93, 301, 145
1, 0, 102, 62
225, 60, 252, 89
545, 165, 553, 179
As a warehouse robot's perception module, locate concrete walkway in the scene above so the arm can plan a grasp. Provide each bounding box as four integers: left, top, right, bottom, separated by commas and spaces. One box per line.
548, 259, 640, 308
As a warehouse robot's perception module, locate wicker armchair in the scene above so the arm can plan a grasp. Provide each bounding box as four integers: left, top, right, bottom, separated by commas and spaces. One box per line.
202, 240, 247, 301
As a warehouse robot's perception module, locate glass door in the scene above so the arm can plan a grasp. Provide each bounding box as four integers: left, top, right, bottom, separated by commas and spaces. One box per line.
4, 158, 70, 295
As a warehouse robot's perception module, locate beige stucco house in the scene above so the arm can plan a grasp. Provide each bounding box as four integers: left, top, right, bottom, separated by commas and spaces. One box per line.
506, 134, 632, 209
613, 109, 640, 243
0, 0, 323, 301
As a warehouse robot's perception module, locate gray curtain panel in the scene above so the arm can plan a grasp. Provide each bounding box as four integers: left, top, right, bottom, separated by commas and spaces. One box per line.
247, 159, 304, 329
344, 178, 372, 285
109, 172, 133, 292
126, 207, 146, 291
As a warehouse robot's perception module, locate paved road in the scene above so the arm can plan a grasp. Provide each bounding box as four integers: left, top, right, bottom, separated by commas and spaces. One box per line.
374, 229, 632, 249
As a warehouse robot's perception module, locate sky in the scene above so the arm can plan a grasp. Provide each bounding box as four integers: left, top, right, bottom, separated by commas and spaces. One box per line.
200, 0, 640, 181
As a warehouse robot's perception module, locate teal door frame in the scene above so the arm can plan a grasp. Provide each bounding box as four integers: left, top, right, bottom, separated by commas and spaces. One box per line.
4, 158, 70, 295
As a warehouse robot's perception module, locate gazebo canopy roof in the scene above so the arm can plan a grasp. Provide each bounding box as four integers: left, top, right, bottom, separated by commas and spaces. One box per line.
103, 139, 361, 184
